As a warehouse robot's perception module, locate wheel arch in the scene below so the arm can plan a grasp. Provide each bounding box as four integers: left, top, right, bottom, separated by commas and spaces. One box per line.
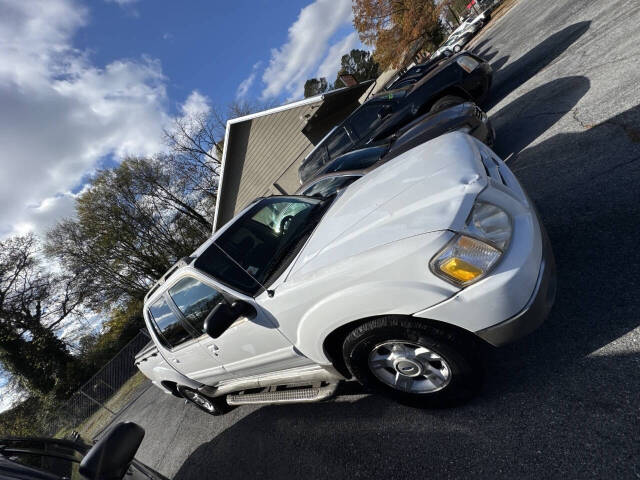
322, 315, 482, 379
424, 86, 474, 112
160, 381, 183, 398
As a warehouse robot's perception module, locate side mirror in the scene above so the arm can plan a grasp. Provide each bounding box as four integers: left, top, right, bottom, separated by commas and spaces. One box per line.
377, 104, 393, 119
79, 422, 144, 480
204, 301, 251, 338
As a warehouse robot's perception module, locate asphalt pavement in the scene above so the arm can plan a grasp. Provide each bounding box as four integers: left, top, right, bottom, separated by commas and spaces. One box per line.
111, 1, 640, 478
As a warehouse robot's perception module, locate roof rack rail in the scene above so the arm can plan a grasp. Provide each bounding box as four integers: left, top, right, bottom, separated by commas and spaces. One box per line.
144, 256, 194, 303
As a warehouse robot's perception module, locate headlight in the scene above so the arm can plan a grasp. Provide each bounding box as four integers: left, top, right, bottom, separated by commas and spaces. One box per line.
467, 202, 512, 250
456, 56, 479, 73
430, 202, 511, 286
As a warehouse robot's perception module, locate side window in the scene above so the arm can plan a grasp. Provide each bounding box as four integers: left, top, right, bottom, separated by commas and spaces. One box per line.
325, 128, 353, 159
168, 277, 224, 335
148, 297, 192, 348
348, 104, 385, 138
299, 145, 330, 184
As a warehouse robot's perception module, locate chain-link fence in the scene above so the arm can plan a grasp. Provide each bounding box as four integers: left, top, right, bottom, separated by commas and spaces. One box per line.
42, 330, 152, 438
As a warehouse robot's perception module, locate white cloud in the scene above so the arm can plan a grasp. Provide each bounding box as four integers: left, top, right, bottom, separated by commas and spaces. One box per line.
105, 0, 140, 6
261, 0, 353, 101
0, 0, 185, 238
180, 90, 211, 119
315, 32, 359, 84
236, 61, 262, 100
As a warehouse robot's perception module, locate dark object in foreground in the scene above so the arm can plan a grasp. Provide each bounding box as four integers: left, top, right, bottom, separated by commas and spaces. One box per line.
0, 422, 168, 480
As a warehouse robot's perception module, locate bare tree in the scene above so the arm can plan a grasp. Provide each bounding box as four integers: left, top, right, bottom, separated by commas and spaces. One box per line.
0, 234, 83, 396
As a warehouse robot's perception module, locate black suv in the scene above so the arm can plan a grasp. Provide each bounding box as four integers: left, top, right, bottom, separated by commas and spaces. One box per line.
298, 52, 492, 183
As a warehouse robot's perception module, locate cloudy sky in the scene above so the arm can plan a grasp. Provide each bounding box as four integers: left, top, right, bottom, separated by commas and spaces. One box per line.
0, 0, 363, 412
0, 0, 362, 240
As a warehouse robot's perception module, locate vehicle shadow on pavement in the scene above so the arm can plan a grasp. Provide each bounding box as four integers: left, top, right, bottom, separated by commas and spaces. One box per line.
481, 21, 591, 110
490, 55, 509, 73
481, 102, 640, 475
491, 75, 590, 158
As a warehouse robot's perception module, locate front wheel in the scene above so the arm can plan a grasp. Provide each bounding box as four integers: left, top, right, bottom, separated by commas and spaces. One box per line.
342, 317, 483, 407
177, 386, 230, 415
429, 95, 466, 113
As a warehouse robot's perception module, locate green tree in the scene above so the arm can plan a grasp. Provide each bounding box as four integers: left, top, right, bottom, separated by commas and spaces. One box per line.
304, 77, 330, 98
333, 49, 380, 87
0, 235, 82, 397
45, 156, 213, 311
353, 0, 445, 68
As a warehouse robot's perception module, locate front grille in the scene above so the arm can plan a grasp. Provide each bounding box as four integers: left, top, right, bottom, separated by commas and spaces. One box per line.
479, 149, 527, 203
481, 150, 504, 185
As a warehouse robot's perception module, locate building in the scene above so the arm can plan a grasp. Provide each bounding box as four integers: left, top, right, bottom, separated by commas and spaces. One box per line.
212, 81, 372, 231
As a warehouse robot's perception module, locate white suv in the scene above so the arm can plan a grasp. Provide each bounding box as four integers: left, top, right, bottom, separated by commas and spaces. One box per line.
137, 132, 555, 413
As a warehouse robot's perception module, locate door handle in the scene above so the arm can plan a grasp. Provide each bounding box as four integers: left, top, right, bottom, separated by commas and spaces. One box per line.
171, 358, 180, 364
208, 344, 219, 356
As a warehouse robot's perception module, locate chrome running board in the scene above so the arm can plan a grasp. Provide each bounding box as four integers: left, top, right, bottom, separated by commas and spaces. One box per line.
198, 364, 344, 398
226, 383, 338, 406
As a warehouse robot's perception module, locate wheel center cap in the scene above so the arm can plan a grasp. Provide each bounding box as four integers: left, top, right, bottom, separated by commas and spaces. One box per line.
394, 359, 422, 377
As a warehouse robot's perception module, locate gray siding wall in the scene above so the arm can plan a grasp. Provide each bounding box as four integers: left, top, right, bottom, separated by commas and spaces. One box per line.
216, 92, 366, 230
223, 102, 321, 223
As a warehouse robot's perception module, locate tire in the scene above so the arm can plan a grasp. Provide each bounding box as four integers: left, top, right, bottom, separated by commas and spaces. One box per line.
177, 386, 230, 415
429, 95, 467, 113
342, 317, 483, 407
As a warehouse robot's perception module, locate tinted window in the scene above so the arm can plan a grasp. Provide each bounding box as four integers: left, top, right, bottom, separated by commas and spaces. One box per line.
214, 198, 321, 286
0, 440, 84, 479
194, 243, 263, 296
321, 146, 387, 175
149, 297, 191, 348
300, 175, 360, 198
348, 104, 386, 138
169, 277, 224, 334
299, 145, 330, 184
325, 128, 353, 159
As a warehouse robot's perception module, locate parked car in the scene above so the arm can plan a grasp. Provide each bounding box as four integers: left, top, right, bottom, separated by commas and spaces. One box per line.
136, 132, 556, 414
297, 52, 492, 184
458, 10, 489, 35
0, 422, 167, 480
299, 102, 494, 186
432, 30, 474, 60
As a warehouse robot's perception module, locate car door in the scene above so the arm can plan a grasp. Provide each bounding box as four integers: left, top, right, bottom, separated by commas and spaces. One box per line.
168, 270, 310, 380
147, 291, 230, 385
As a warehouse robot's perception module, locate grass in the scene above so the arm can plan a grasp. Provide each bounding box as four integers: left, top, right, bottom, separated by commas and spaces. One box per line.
54, 372, 149, 441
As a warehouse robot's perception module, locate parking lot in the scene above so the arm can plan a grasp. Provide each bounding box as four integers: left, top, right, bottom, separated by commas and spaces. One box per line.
113, 1, 640, 478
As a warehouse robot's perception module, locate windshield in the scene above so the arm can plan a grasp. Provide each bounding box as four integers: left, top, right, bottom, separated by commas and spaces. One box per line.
195, 197, 326, 295
299, 175, 361, 197
319, 146, 388, 176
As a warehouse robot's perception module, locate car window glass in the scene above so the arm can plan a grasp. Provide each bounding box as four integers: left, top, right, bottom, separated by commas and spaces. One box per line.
3, 452, 77, 479
348, 104, 386, 138
325, 128, 353, 159
168, 277, 225, 335
299, 145, 330, 184
302, 176, 360, 197
214, 198, 318, 284
322, 147, 386, 174
149, 297, 192, 348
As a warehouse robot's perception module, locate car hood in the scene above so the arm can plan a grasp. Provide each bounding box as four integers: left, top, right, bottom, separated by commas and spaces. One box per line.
288, 132, 488, 278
